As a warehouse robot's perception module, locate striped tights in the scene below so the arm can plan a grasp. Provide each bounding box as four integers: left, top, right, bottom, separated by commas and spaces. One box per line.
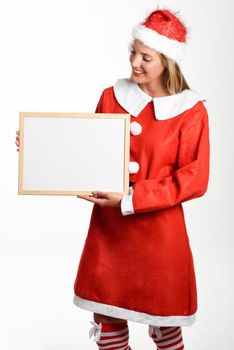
89, 321, 184, 350
89, 321, 130, 350
149, 325, 184, 349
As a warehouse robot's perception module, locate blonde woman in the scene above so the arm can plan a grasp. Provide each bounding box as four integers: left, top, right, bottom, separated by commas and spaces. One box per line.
16, 8, 210, 350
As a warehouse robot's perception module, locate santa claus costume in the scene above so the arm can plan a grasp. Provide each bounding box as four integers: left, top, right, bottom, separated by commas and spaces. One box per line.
73, 7, 210, 349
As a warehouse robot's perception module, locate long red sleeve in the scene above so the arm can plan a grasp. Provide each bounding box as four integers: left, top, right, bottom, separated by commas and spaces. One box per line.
95, 90, 104, 113
132, 104, 210, 213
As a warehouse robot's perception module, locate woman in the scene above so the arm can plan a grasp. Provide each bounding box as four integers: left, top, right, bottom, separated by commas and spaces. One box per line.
16, 8, 210, 350
74, 7, 210, 350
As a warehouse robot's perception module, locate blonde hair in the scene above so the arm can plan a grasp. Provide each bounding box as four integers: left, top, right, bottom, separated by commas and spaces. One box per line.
161, 54, 190, 94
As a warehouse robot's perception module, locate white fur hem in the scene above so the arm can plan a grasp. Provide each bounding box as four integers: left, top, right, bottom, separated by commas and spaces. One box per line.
73, 294, 196, 327
132, 24, 186, 63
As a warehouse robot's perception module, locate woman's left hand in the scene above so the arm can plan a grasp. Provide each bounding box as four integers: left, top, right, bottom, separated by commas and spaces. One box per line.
77, 191, 123, 208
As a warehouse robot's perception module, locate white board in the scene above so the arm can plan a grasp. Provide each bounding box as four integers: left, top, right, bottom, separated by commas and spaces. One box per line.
18, 112, 130, 195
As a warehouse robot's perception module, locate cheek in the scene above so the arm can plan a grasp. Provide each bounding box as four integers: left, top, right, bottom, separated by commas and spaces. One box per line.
146, 62, 165, 77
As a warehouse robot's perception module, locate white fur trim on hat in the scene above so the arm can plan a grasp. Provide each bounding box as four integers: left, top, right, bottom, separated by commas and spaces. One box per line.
130, 121, 142, 136
132, 24, 186, 62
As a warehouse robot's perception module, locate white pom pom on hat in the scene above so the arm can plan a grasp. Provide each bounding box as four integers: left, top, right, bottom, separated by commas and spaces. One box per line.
130, 5, 189, 64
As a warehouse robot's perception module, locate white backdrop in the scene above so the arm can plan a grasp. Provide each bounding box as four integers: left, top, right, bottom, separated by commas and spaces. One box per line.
0, 0, 233, 349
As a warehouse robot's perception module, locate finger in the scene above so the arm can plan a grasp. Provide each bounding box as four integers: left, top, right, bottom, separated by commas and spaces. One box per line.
92, 191, 109, 199
16, 130, 20, 135
77, 194, 104, 205
77, 194, 96, 201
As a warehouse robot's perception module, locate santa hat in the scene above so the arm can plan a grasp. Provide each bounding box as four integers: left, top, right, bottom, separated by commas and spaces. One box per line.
130, 7, 189, 64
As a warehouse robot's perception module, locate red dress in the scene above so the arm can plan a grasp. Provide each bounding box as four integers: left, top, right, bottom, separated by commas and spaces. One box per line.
73, 78, 210, 327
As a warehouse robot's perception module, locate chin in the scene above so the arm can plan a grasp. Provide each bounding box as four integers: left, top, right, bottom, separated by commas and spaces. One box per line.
130, 74, 145, 83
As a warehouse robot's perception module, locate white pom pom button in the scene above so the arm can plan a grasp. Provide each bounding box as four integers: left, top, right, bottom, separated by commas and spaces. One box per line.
130, 121, 142, 136
128, 161, 140, 174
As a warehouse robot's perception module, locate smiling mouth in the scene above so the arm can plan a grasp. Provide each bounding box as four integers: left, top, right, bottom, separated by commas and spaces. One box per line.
132, 69, 144, 76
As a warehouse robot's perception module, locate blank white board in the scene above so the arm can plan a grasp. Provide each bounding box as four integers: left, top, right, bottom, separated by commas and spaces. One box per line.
18, 112, 130, 195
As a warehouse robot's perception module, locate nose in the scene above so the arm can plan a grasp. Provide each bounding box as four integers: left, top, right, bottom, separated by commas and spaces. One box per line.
130, 54, 142, 69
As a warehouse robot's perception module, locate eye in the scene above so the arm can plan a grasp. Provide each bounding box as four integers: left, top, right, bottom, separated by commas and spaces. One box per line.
143, 56, 152, 62
130, 49, 135, 55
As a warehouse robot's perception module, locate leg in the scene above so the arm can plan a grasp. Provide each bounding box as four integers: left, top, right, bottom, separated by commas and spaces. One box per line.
149, 325, 184, 349
94, 312, 127, 324
89, 313, 131, 350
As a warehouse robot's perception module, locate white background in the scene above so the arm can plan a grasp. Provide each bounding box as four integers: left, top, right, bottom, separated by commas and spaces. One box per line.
0, 0, 233, 349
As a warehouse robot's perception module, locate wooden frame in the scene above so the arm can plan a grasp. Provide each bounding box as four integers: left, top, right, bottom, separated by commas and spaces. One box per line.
18, 112, 130, 195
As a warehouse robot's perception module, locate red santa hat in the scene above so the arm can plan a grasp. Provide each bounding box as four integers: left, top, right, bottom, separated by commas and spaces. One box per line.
131, 7, 189, 63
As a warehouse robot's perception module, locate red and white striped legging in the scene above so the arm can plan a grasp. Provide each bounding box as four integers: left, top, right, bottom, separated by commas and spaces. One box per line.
89, 321, 184, 350
89, 321, 130, 350
149, 325, 184, 350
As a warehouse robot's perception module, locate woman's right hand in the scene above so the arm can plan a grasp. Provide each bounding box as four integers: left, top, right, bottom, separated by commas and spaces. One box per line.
15, 130, 20, 151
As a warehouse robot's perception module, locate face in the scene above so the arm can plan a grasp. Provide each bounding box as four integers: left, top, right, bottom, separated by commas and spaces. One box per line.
129, 39, 166, 85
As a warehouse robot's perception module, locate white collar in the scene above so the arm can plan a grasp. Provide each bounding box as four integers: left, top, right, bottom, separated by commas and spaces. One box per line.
113, 78, 206, 120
